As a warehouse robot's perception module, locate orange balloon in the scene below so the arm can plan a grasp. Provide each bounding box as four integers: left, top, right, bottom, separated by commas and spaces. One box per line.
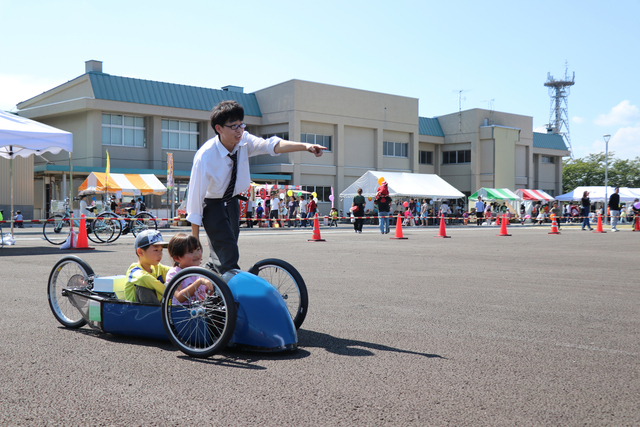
377, 177, 385, 185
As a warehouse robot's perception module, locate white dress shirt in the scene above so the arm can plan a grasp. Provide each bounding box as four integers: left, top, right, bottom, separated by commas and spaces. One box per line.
186, 132, 281, 226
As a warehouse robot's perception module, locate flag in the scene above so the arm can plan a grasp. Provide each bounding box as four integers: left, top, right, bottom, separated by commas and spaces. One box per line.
105, 150, 110, 194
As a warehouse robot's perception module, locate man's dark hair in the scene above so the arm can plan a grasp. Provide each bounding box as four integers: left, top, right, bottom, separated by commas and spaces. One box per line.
210, 101, 244, 135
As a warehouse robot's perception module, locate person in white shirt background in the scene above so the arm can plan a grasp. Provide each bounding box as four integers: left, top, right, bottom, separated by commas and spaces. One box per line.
186, 100, 326, 274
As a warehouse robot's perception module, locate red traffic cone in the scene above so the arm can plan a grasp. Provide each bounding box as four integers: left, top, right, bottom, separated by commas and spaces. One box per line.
496, 214, 501, 226
634, 215, 640, 232
71, 214, 94, 250
497, 214, 511, 236
308, 213, 325, 242
390, 213, 408, 239
548, 215, 561, 235
593, 214, 606, 233
434, 214, 451, 238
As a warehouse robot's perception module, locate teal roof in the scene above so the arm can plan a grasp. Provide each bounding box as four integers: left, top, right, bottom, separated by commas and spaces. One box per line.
88, 72, 262, 116
419, 117, 444, 137
532, 132, 568, 151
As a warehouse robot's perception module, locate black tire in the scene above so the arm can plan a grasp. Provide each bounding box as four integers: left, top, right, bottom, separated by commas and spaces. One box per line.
249, 258, 308, 329
43, 215, 71, 245
161, 267, 237, 358
131, 212, 158, 237
48, 256, 93, 328
92, 213, 121, 243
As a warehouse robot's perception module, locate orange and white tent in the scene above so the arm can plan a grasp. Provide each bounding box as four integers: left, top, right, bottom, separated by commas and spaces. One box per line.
78, 172, 167, 196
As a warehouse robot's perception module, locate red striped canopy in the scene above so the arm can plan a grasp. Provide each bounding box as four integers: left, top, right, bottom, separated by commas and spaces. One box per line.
516, 189, 554, 201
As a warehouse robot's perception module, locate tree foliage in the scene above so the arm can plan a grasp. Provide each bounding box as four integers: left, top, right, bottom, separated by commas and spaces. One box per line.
563, 152, 640, 193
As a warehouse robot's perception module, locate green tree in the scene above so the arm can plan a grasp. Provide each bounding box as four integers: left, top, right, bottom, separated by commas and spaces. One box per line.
563, 152, 640, 193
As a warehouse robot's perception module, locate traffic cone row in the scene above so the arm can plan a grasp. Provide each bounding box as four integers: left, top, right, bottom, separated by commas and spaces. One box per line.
593, 214, 606, 233
497, 214, 511, 236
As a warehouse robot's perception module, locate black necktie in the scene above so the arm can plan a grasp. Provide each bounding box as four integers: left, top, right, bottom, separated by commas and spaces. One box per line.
223, 151, 237, 202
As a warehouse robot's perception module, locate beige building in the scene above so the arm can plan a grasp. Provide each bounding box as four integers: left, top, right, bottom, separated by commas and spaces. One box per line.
5, 60, 569, 219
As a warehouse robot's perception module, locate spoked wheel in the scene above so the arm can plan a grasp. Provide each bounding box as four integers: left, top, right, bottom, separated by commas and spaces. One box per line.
48, 256, 93, 328
43, 215, 71, 245
92, 213, 121, 243
249, 258, 308, 329
161, 267, 237, 358
131, 212, 158, 237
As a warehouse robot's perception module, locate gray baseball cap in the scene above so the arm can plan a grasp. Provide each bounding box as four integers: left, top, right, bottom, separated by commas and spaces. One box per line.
134, 230, 168, 251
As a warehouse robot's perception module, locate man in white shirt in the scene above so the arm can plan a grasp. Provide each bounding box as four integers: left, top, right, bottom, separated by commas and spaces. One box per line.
187, 101, 326, 274
269, 194, 280, 228
299, 196, 308, 227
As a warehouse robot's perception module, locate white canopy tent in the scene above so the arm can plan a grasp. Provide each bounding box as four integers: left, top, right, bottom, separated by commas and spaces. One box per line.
340, 171, 464, 214
555, 186, 639, 203
0, 110, 73, 237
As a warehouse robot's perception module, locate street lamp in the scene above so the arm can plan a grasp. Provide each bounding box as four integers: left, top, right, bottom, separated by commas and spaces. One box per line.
603, 134, 611, 224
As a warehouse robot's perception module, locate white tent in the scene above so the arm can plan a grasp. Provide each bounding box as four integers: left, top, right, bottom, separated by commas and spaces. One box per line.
340, 171, 464, 214
340, 171, 465, 199
0, 110, 73, 237
555, 186, 639, 202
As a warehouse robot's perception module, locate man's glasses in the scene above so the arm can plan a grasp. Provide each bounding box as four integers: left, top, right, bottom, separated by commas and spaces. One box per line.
223, 123, 246, 131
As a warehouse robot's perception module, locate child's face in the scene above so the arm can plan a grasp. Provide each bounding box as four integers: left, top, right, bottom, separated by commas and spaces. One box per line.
138, 244, 163, 266
175, 247, 203, 269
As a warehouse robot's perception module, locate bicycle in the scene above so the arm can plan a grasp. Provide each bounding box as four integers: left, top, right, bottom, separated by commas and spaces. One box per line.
43, 198, 117, 245
92, 208, 158, 243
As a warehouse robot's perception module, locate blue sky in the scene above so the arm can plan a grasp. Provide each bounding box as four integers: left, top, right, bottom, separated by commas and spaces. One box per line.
1, 0, 638, 160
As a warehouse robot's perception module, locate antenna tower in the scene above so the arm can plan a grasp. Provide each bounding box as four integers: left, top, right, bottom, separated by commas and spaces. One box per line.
544, 62, 575, 158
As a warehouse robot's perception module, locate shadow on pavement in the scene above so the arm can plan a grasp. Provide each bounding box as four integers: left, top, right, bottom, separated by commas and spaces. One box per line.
298, 329, 445, 359
0, 246, 113, 256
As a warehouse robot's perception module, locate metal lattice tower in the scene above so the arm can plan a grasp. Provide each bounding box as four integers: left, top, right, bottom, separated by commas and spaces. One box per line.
544, 64, 575, 158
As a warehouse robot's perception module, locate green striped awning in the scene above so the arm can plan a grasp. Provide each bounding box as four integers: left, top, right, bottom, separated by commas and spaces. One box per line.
469, 188, 521, 201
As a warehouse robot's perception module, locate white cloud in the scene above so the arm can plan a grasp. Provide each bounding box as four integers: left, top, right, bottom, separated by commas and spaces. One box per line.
571, 116, 584, 124
589, 125, 640, 160
594, 100, 640, 127
0, 74, 60, 112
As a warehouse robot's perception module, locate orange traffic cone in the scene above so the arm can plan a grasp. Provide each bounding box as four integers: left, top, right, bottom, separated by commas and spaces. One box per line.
633, 215, 640, 232
434, 214, 451, 238
548, 215, 561, 235
497, 214, 511, 236
308, 213, 325, 242
390, 213, 408, 239
496, 214, 501, 226
593, 214, 606, 233
72, 214, 94, 250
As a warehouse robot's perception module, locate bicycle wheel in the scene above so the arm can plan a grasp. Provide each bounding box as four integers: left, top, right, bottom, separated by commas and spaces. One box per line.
161, 267, 237, 358
131, 212, 158, 237
248, 258, 308, 329
48, 256, 94, 328
92, 213, 121, 243
43, 215, 71, 245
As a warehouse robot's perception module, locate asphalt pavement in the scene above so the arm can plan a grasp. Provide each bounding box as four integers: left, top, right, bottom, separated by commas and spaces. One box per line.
0, 221, 638, 426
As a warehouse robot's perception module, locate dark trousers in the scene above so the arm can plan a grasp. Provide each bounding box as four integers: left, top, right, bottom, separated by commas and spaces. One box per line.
202, 198, 240, 275
476, 212, 483, 226
354, 214, 364, 231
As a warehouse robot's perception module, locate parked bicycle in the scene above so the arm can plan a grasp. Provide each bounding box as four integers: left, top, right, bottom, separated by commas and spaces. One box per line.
92, 207, 158, 243
43, 198, 118, 245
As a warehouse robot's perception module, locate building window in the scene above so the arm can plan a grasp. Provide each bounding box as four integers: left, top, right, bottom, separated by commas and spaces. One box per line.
102, 114, 145, 147
262, 132, 290, 141
442, 149, 471, 164
541, 156, 555, 164
301, 133, 332, 152
162, 120, 200, 151
419, 150, 433, 165
301, 185, 331, 202
543, 189, 555, 196
383, 141, 408, 158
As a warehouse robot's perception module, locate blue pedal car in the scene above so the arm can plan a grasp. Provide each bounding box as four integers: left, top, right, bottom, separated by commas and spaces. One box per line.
47, 256, 308, 358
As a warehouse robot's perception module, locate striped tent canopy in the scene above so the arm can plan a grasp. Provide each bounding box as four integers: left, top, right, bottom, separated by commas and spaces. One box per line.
515, 189, 554, 201
469, 188, 521, 202
78, 172, 167, 196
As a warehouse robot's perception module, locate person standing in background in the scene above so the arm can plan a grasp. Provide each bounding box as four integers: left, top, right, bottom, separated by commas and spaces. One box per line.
474, 196, 485, 226
609, 187, 620, 232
